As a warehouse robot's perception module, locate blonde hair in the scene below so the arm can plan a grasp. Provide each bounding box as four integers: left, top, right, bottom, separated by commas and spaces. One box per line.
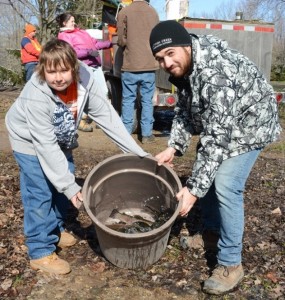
36, 39, 79, 82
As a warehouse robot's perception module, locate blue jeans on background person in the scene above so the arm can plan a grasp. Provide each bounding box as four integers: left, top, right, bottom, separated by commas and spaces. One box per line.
121, 71, 155, 137
24, 62, 38, 82
199, 149, 261, 266
13, 151, 75, 259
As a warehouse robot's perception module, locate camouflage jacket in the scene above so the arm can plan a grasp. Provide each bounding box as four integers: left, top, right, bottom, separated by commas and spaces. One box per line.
168, 35, 282, 198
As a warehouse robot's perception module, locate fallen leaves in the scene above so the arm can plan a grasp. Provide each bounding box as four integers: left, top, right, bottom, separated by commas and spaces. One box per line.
271, 207, 282, 215
1, 278, 12, 291
88, 262, 106, 273
266, 272, 279, 283
0, 102, 284, 299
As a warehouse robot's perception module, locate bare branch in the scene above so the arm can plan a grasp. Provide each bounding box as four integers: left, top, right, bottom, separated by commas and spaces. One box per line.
7, 0, 26, 22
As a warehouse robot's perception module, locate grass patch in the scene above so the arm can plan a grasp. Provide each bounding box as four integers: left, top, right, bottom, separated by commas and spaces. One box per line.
271, 81, 285, 92
264, 142, 285, 153
278, 103, 285, 120
13, 275, 24, 288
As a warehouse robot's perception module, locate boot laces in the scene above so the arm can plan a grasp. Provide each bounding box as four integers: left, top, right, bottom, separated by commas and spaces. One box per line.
47, 253, 58, 261
212, 265, 230, 277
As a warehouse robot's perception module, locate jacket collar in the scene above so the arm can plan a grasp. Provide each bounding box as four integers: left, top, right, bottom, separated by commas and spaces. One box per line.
59, 27, 80, 33
29, 61, 92, 99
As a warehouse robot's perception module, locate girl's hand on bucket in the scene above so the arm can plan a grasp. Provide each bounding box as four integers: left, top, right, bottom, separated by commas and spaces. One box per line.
176, 187, 198, 217
155, 147, 176, 167
71, 192, 83, 209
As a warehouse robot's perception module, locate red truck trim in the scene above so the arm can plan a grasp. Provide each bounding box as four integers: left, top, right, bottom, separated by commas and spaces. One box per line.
183, 22, 274, 32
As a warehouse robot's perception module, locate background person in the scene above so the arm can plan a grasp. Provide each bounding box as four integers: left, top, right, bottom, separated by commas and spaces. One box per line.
5, 39, 148, 275
116, 0, 159, 144
149, 20, 281, 295
56, 12, 112, 132
20, 23, 41, 82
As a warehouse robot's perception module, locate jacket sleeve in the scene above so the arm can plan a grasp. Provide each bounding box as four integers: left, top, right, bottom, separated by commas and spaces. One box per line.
169, 87, 232, 198
23, 91, 81, 199
116, 11, 127, 47
168, 79, 234, 197
186, 106, 232, 198
168, 100, 192, 154
58, 32, 90, 59
94, 39, 112, 50
21, 38, 40, 57
85, 73, 148, 157
186, 124, 230, 199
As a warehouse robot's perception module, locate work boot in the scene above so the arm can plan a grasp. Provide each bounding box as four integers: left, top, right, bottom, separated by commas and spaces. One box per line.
57, 231, 77, 248
30, 253, 71, 275
203, 264, 244, 295
142, 135, 155, 144
180, 230, 220, 250
78, 119, 93, 132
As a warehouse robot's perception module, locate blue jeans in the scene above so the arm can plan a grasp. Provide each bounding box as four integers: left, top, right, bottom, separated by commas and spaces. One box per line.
199, 149, 261, 266
121, 71, 155, 137
24, 62, 38, 82
13, 151, 75, 259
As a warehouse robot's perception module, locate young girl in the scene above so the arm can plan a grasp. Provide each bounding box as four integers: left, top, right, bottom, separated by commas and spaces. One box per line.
5, 39, 147, 275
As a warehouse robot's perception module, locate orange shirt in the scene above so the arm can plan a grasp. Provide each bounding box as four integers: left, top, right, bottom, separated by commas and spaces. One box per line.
56, 81, 78, 120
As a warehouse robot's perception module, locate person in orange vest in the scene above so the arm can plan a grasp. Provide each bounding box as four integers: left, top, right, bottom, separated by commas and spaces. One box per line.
21, 24, 42, 82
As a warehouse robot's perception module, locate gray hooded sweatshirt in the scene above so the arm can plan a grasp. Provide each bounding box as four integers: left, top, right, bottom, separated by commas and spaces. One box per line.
5, 62, 148, 200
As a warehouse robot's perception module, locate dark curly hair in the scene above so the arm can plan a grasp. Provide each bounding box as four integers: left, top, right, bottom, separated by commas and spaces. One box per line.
56, 13, 75, 27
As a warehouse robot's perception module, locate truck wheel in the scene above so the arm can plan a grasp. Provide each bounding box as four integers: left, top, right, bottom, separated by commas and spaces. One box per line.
106, 78, 122, 115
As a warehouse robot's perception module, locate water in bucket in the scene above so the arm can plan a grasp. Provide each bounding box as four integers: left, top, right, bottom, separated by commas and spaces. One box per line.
104, 203, 174, 234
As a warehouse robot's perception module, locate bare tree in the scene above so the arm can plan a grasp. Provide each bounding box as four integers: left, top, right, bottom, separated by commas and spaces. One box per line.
3, 0, 103, 44
11, 0, 73, 43
0, 1, 25, 48
0, 0, 104, 84
0, 1, 27, 79
237, 0, 285, 79
69, 0, 103, 28
211, 1, 238, 20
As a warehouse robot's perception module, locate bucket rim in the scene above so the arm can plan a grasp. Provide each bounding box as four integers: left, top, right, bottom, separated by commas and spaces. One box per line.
82, 153, 183, 239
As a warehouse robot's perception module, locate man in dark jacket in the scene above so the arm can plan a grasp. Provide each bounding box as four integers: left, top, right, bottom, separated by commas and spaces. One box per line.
117, 0, 159, 143
150, 20, 281, 295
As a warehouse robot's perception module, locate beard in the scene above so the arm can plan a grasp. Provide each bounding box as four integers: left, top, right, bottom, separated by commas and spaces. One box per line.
167, 48, 191, 78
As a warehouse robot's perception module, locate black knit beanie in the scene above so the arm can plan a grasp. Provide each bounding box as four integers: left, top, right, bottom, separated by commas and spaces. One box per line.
150, 20, 191, 55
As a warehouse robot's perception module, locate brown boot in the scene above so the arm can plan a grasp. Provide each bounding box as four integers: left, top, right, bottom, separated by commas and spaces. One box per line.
57, 231, 77, 248
78, 119, 93, 132
30, 253, 71, 274
203, 264, 244, 295
141, 135, 155, 144
180, 230, 220, 250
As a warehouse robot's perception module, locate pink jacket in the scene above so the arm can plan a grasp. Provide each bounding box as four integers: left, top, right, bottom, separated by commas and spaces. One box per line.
58, 28, 112, 67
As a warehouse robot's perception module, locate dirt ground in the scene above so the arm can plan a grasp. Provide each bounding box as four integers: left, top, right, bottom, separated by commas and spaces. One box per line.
0, 90, 284, 300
